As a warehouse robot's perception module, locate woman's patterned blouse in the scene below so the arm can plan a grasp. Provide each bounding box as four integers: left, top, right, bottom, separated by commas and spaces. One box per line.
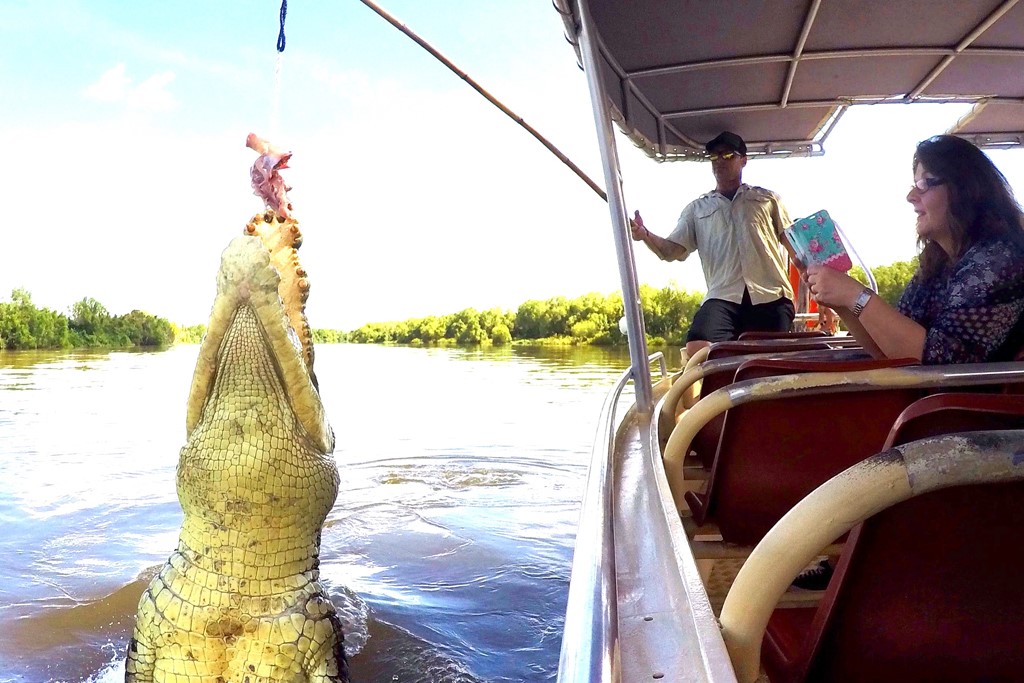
897, 237, 1024, 364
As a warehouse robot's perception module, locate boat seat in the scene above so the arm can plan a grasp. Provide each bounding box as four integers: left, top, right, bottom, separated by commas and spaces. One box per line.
687, 346, 865, 468
763, 392, 1024, 683
883, 391, 1024, 443
684, 357, 920, 544
705, 339, 837, 364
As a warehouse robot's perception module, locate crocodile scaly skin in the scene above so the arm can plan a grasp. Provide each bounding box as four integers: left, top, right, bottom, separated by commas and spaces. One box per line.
125, 213, 347, 682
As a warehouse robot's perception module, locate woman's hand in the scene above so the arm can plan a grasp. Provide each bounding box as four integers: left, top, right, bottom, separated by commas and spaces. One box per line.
805, 265, 863, 309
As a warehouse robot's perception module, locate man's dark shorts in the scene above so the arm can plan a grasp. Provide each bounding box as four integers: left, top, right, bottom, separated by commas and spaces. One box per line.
686, 289, 795, 343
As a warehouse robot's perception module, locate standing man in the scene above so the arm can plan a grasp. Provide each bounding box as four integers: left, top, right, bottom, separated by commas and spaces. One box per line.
630, 131, 795, 357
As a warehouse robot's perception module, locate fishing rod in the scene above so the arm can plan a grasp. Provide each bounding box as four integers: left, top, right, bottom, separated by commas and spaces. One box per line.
355, 0, 608, 202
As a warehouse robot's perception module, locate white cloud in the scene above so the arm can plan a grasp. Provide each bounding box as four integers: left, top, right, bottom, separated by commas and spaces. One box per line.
129, 71, 178, 112
84, 64, 178, 112
84, 63, 131, 102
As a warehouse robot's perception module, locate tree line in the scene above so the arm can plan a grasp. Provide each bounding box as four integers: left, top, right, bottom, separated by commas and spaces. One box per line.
340, 284, 730, 347
0, 289, 175, 350
344, 259, 918, 347
0, 259, 917, 351
342, 286, 700, 346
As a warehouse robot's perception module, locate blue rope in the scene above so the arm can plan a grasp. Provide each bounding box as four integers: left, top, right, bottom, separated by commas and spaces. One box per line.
277, 0, 287, 52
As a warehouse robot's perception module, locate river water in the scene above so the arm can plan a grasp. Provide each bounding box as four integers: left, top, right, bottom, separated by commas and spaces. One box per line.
0, 343, 651, 682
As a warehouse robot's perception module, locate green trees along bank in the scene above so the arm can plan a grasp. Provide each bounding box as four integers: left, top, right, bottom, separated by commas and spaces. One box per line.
0, 259, 917, 351
345, 285, 705, 347
850, 258, 918, 307
0, 289, 175, 350
345, 259, 918, 347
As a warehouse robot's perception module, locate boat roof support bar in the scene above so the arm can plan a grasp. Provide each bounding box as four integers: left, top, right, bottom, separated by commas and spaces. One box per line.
780, 0, 821, 107
908, 0, 1021, 99
574, 0, 654, 413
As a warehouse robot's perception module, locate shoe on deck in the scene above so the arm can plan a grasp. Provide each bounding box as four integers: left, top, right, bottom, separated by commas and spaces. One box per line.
792, 559, 833, 590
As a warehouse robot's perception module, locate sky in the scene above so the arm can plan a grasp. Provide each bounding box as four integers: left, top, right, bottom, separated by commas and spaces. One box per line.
3, 1, 1024, 331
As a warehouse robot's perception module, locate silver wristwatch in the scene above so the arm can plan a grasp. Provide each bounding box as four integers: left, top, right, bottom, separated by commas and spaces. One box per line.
851, 288, 873, 318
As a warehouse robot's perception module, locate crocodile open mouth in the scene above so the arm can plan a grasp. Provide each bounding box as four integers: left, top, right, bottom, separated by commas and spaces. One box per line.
185, 213, 333, 454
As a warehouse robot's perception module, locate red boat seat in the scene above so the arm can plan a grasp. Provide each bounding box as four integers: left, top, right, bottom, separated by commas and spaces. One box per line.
763, 392, 1024, 683
684, 357, 919, 542
704, 339, 835, 364
688, 345, 865, 468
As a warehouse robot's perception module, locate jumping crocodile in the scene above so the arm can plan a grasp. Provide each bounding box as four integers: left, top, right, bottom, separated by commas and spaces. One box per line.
125, 142, 348, 681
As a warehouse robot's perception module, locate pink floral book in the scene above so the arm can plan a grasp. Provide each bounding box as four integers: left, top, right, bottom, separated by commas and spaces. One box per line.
784, 209, 853, 272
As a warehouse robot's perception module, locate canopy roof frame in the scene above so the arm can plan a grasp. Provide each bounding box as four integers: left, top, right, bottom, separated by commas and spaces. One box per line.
557, 0, 1024, 160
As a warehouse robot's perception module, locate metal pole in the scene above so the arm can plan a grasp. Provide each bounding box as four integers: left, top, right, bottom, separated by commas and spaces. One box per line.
573, 0, 653, 412
356, 0, 607, 202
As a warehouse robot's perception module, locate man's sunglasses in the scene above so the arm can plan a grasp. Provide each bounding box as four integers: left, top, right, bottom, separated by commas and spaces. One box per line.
911, 177, 946, 193
706, 151, 739, 161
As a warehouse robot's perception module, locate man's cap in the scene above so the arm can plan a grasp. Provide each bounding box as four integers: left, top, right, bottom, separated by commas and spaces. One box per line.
705, 131, 747, 156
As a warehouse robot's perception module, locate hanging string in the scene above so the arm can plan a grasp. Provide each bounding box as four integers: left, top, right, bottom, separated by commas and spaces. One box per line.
270, 0, 287, 138
271, 59, 283, 138
277, 0, 288, 52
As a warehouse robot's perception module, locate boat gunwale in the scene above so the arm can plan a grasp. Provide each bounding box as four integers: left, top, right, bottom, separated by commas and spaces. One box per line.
559, 351, 740, 683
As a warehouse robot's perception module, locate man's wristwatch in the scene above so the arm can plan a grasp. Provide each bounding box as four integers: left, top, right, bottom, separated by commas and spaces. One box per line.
851, 288, 873, 318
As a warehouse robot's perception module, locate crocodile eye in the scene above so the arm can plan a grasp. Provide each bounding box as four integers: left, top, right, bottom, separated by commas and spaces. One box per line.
263, 212, 273, 223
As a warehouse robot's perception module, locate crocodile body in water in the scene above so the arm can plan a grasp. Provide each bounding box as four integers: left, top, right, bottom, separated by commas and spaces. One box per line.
125, 206, 348, 682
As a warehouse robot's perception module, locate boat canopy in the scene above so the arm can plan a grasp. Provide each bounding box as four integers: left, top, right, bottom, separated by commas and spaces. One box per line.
556, 0, 1024, 160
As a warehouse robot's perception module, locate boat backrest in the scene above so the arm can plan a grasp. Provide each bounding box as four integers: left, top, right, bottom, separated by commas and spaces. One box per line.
883, 391, 1024, 445
763, 393, 1024, 683
685, 357, 920, 541
688, 365, 744, 468
737, 331, 828, 341
704, 339, 836, 364
688, 344, 862, 467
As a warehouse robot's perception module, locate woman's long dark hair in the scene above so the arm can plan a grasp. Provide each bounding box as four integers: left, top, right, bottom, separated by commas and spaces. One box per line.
913, 135, 1024, 279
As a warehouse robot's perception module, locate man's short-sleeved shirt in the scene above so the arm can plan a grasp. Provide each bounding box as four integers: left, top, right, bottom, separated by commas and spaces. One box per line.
665, 184, 794, 305
897, 237, 1024, 364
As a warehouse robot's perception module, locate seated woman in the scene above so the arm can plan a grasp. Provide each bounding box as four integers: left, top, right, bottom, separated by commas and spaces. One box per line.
807, 135, 1024, 364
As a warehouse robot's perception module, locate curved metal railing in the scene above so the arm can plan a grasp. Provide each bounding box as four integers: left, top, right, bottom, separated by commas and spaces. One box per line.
663, 360, 1024, 508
